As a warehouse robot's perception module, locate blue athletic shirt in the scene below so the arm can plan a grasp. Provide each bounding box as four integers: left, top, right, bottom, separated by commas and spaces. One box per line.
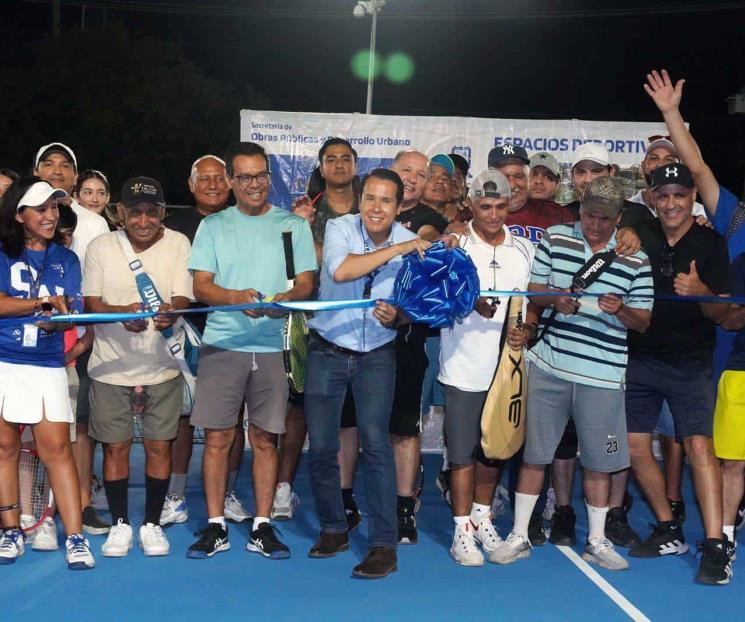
706, 186, 745, 379
724, 253, 745, 371
0, 243, 82, 367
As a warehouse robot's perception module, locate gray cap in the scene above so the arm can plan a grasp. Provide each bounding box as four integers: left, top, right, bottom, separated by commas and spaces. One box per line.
469, 169, 511, 200
529, 152, 560, 178
580, 176, 624, 218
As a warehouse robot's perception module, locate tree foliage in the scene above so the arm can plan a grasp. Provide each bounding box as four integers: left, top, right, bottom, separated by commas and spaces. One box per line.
0, 23, 270, 202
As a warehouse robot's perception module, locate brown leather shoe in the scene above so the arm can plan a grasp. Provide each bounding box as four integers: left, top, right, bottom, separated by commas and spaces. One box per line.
308, 531, 349, 558
351, 546, 397, 579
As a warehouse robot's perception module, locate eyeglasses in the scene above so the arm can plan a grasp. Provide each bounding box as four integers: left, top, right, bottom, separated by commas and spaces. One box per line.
659, 246, 675, 278
648, 135, 671, 144
232, 171, 270, 187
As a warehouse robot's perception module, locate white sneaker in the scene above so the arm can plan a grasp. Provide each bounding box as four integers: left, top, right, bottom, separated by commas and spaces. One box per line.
20, 515, 36, 544
0, 529, 25, 564
489, 531, 531, 565
160, 493, 188, 526
91, 475, 109, 511
65, 534, 95, 570
224, 491, 252, 523
139, 523, 170, 556
449, 523, 484, 566
473, 515, 503, 553
582, 537, 629, 571
32, 517, 58, 551
101, 519, 133, 557
271, 483, 300, 521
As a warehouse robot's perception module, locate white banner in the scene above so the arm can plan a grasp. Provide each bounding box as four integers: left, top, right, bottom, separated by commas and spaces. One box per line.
240, 109, 669, 209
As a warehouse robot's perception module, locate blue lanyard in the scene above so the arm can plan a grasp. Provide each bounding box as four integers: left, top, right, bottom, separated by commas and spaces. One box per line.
24, 246, 49, 298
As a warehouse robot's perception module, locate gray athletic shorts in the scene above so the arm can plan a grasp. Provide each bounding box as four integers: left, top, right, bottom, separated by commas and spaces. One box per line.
442, 384, 487, 465
189, 346, 288, 434
89, 375, 183, 444
524, 363, 630, 473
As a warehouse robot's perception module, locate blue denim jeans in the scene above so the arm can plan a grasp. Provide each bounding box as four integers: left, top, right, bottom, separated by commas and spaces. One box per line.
304, 336, 397, 549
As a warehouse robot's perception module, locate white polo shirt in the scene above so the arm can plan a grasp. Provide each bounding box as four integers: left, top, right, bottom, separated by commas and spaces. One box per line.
438, 223, 534, 392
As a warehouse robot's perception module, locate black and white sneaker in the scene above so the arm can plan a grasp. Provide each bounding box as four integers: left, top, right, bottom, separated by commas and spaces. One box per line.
736, 498, 745, 532
549, 505, 576, 546
670, 499, 686, 526
528, 513, 546, 546
397, 496, 417, 545
82, 506, 111, 536
696, 538, 732, 586
186, 523, 230, 559
605, 507, 641, 548
629, 521, 688, 558
247, 522, 290, 560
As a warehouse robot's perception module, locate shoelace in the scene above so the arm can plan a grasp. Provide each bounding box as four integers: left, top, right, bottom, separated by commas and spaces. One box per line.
67, 534, 89, 555
0, 530, 23, 551
592, 538, 615, 552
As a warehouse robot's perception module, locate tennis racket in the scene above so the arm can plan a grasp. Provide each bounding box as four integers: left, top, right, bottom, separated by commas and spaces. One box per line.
18, 425, 54, 534
480, 295, 527, 460
282, 231, 310, 396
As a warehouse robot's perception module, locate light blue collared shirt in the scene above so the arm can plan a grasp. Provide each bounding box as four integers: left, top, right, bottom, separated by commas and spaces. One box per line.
309, 213, 416, 352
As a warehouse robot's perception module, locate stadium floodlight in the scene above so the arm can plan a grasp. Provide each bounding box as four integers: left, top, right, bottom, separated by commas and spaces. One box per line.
352, 1, 386, 113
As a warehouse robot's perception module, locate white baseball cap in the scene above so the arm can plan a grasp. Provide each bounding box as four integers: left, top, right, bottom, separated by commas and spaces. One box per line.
34, 142, 78, 171
17, 181, 68, 211
572, 142, 609, 168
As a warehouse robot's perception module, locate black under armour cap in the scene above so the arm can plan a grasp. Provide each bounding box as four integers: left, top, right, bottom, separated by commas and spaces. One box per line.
649, 163, 695, 191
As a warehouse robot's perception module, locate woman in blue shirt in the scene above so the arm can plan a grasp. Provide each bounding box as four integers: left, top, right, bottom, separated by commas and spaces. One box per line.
0, 177, 95, 569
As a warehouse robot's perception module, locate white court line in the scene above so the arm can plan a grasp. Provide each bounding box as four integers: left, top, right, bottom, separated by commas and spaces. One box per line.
556, 545, 651, 622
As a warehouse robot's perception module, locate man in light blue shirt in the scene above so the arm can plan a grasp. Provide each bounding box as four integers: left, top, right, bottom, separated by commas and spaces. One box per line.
305, 169, 430, 579
187, 141, 317, 561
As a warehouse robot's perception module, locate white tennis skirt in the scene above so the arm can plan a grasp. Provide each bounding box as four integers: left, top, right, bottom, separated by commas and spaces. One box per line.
0, 361, 74, 424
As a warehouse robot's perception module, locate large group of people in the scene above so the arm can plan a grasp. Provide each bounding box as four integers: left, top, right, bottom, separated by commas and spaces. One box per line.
0, 69, 743, 587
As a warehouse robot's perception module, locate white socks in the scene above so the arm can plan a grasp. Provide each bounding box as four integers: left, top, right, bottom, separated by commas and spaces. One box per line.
252, 516, 270, 531
168, 473, 187, 498
587, 504, 609, 542
724, 525, 735, 543
470, 503, 490, 524
208, 516, 226, 528
513, 492, 539, 538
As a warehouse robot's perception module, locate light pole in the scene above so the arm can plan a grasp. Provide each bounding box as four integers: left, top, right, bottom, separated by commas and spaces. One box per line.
353, 0, 386, 114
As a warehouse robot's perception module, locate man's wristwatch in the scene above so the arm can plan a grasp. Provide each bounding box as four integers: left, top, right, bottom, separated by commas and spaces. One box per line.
40, 296, 53, 312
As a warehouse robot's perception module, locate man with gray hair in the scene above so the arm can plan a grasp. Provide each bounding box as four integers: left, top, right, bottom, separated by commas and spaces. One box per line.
160, 154, 252, 527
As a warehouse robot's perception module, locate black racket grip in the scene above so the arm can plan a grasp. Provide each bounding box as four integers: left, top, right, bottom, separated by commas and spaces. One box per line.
282, 231, 296, 281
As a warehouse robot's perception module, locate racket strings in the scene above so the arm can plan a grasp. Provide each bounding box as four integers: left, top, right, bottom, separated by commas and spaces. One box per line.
19, 450, 51, 527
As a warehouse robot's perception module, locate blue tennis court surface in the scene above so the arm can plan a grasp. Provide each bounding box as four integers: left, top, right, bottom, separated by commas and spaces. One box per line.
3, 449, 744, 621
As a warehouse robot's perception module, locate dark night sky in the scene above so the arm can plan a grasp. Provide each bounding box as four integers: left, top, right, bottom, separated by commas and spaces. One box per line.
3, 0, 745, 199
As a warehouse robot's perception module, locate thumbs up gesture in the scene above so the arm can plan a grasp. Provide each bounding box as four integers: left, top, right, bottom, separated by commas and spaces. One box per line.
673, 260, 706, 297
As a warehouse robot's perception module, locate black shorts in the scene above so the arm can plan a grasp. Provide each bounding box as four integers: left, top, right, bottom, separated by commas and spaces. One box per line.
626, 354, 715, 439
389, 324, 429, 437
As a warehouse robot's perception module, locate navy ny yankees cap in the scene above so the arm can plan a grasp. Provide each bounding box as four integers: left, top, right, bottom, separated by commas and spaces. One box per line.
649, 163, 695, 191
488, 144, 530, 169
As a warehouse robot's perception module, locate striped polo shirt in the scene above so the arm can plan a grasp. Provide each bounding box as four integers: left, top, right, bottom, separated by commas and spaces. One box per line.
527, 222, 654, 389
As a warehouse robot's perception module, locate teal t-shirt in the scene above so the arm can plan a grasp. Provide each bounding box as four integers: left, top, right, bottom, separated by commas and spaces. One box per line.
189, 205, 317, 352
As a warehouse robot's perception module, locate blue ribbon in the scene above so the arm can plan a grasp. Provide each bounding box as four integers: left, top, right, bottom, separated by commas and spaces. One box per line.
392, 241, 480, 328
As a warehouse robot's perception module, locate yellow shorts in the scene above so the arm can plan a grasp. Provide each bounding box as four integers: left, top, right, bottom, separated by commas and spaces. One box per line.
713, 370, 745, 460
